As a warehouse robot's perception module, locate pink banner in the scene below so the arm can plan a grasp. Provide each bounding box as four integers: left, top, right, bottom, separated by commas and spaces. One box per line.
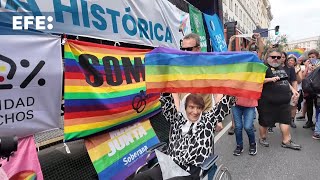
0, 136, 43, 180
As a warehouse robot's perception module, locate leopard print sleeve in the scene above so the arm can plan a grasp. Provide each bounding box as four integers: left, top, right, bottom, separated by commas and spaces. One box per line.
207, 95, 235, 123
160, 93, 180, 124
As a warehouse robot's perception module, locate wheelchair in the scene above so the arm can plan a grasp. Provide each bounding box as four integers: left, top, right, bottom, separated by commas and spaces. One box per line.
134, 127, 232, 180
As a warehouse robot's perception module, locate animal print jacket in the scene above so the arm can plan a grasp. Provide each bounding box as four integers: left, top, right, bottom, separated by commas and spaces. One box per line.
160, 93, 234, 171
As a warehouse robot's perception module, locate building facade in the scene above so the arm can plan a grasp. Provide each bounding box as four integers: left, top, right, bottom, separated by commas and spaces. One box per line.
286, 36, 320, 51
222, 0, 273, 51
222, 0, 272, 34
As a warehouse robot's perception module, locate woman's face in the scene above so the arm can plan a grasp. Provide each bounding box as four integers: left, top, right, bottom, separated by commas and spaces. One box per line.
185, 101, 203, 122
287, 58, 296, 67
267, 51, 282, 68
309, 53, 318, 59
280, 53, 286, 65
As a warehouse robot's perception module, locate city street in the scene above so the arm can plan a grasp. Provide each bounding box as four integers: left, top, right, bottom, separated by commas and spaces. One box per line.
215, 114, 320, 180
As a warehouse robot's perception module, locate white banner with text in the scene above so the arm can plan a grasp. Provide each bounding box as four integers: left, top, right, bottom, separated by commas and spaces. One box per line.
0, 0, 191, 48
0, 35, 62, 138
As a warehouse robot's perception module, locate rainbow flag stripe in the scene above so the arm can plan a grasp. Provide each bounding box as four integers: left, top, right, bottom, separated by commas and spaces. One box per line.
145, 47, 268, 99
10, 170, 36, 180
287, 48, 305, 58
64, 40, 161, 140
85, 119, 159, 180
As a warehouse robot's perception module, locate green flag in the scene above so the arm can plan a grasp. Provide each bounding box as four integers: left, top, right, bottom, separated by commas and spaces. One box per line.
189, 5, 208, 52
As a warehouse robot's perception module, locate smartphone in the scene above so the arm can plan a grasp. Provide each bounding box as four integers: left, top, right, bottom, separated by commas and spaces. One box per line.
310, 59, 320, 66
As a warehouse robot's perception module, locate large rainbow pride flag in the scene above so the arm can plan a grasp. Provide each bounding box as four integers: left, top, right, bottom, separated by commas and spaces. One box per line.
85, 119, 159, 180
145, 47, 268, 99
64, 40, 161, 140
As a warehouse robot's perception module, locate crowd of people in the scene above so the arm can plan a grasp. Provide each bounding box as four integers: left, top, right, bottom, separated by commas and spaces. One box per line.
226, 34, 320, 156
134, 33, 320, 179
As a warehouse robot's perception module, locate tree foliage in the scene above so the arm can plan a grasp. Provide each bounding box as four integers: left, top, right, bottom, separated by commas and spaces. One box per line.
261, 34, 288, 59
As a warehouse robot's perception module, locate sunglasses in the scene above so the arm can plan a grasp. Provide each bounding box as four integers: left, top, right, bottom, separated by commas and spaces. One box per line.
180, 46, 198, 51
269, 56, 281, 60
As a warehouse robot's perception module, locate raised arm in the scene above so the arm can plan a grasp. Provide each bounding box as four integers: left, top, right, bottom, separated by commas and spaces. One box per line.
160, 93, 180, 124
207, 95, 235, 123
228, 35, 236, 51
256, 33, 264, 59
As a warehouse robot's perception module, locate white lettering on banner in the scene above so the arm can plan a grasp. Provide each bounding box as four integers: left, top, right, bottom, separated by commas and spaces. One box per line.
12, 16, 53, 30
215, 34, 227, 52
109, 123, 140, 139
0, 0, 190, 48
123, 145, 148, 166
108, 124, 147, 157
200, 36, 207, 47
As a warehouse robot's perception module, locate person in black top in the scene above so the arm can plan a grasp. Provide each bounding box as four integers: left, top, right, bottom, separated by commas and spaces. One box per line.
281, 52, 298, 128
257, 48, 301, 150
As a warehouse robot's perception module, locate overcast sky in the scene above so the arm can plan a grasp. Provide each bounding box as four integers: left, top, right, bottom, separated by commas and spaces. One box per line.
269, 0, 320, 41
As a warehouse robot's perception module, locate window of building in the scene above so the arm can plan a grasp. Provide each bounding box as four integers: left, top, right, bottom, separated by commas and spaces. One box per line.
235, 4, 238, 16
239, 9, 242, 20
229, 0, 233, 11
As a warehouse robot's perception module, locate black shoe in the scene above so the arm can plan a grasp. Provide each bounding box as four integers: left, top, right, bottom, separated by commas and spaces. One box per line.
249, 143, 257, 156
291, 120, 297, 128
281, 140, 301, 150
268, 127, 274, 133
228, 127, 235, 135
303, 122, 314, 128
233, 145, 243, 156
259, 138, 269, 147
311, 126, 315, 131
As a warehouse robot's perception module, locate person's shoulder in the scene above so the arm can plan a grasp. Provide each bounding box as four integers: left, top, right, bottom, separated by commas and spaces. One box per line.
290, 66, 296, 72
265, 66, 273, 72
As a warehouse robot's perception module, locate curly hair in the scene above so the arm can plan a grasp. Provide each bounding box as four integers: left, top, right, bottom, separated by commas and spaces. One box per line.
263, 47, 282, 62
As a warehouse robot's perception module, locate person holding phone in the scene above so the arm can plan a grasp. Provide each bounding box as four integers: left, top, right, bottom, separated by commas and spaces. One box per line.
282, 52, 298, 128
257, 48, 301, 150
300, 50, 320, 129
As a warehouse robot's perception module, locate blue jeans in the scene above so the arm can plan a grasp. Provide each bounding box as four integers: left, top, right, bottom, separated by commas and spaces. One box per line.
315, 107, 320, 134
232, 105, 256, 146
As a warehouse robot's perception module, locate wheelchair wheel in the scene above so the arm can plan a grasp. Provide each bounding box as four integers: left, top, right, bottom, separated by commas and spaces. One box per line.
213, 165, 232, 180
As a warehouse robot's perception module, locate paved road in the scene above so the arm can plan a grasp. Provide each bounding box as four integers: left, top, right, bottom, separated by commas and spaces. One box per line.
214, 113, 320, 180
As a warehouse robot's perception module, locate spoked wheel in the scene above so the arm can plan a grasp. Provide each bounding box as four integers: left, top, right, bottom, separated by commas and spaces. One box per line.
213, 165, 232, 180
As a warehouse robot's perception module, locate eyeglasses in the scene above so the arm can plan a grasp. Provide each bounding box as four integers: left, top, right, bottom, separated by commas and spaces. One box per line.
269, 56, 282, 60
180, 46, 198, 51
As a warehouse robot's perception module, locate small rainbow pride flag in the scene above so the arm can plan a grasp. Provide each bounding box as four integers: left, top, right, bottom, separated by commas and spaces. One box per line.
64, 40, 161, 140
85, 119, 159, 180
145, 47, 268, 99
287, 48, 305, 58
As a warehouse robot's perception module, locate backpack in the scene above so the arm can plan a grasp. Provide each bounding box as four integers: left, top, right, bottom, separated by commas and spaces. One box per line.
302, 66, 320, 94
